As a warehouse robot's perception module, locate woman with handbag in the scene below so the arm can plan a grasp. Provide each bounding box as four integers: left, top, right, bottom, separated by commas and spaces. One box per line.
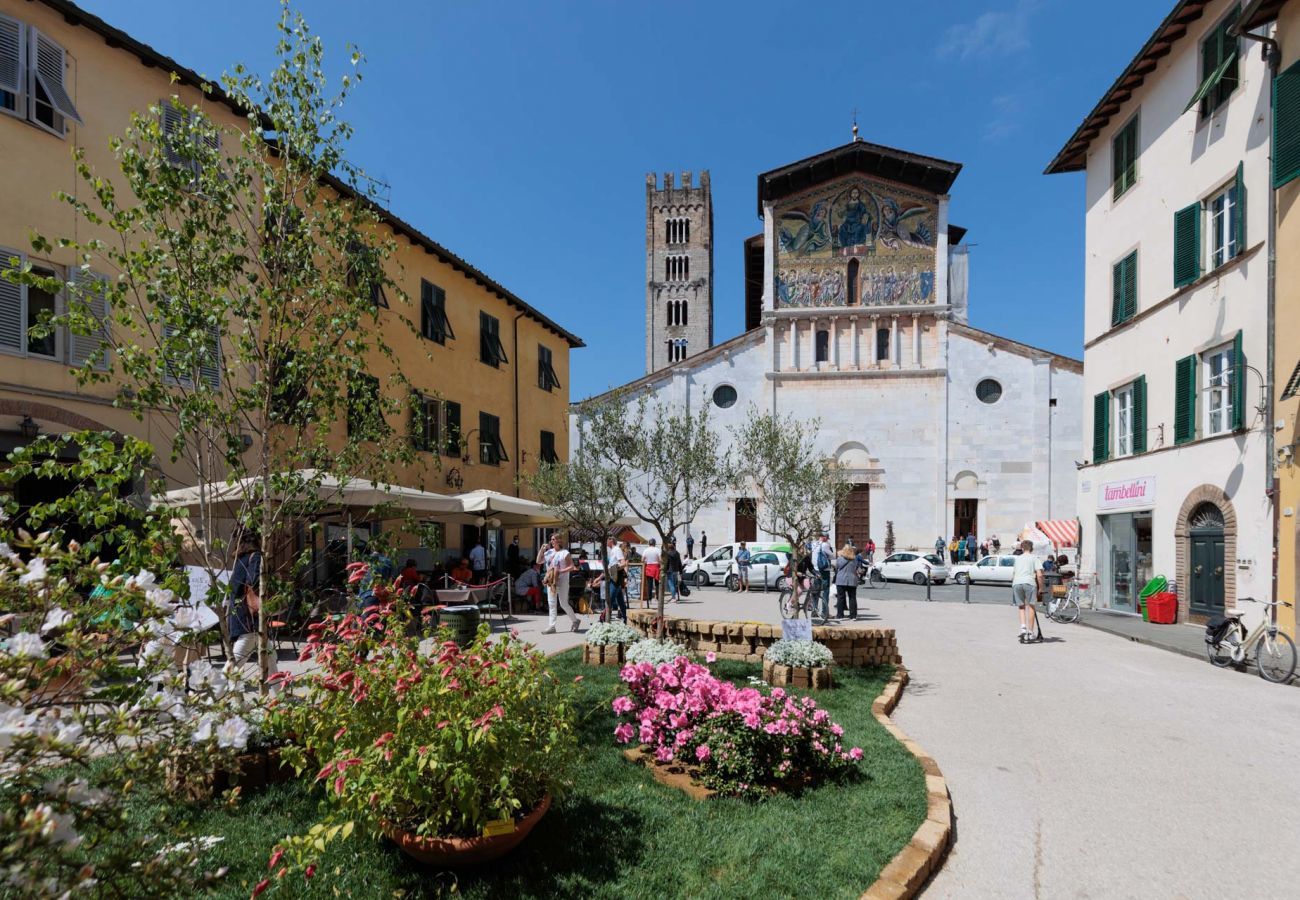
642, 539, 662, 608
833, 543, 860, 621
225, 533, 277, 680
539, 533, 579, 634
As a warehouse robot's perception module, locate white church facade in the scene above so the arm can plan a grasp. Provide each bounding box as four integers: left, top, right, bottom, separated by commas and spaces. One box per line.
578, 139, 1083, 552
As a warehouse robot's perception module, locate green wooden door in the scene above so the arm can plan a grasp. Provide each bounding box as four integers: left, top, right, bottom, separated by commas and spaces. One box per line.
1189, 530, 1226, 617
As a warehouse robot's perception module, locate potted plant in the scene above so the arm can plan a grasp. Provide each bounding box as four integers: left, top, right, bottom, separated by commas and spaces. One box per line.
582, 622, 644, 667
275, 602, 575, 868
762, 639, 834, 689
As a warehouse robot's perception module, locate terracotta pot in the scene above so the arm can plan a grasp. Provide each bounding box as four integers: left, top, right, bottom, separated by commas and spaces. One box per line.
381, 793, 551, 866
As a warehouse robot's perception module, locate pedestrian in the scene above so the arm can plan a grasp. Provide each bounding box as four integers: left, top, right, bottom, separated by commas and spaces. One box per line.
605, 538, 627, 622
538, 533, 578, 635
700, 532, 708, 558
966, 531, 976, 562
815, 532, 833, 620
979, 541, 989, 559
834, 543, 859, 620
642, 539, 662, 606
991, 534, 1001, 553
665, 539, 683, 602
934, 535, 945, 557
1012, 539, 1044, 643
506, 536, 521, 577
735, 541, 752, 591
948, 536, 959, 564
225, 532, 277, 680
514, 561, 543, 611
686, 533, 695, 559
865, 536, 876, 565
956, 535, 967, 564
469, 537, 487, 584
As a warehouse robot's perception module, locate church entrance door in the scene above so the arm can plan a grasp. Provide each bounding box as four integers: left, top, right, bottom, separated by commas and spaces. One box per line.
954, 499, 978, 541
735, 498, 757, 543
836, 484, 871, 547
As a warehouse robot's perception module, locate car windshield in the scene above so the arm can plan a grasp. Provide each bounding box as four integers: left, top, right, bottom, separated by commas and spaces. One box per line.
711, 548, 732, 561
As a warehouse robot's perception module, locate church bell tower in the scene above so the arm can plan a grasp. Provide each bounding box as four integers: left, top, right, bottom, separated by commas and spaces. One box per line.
645, 170, 713, 373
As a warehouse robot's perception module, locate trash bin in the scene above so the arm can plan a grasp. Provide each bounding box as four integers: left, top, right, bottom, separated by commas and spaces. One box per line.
439, 605, 481, 647
1147, 591, 1178, 624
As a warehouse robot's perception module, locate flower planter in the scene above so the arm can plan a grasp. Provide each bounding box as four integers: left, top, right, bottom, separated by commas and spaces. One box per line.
381, 793, 551, 866
581, 642, 630, 667
763, 659, 833, 689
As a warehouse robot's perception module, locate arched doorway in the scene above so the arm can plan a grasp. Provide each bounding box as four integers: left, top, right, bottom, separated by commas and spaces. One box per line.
1174, 486, 1237, 622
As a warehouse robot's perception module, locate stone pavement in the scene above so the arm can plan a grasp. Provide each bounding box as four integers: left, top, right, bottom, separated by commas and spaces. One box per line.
1078, 607, 1209, 662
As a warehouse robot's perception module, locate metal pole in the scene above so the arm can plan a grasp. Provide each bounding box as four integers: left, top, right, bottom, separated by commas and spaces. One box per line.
926, 568, 932, 601
965, 576, 971, 604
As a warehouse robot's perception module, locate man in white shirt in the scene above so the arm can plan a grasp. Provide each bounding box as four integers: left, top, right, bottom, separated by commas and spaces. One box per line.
1011, 540, 1044, 643
468, 540, 487, 584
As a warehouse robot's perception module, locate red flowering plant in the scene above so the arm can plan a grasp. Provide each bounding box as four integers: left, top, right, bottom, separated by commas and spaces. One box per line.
268, 597, 575, 877
612, 656, 862, 800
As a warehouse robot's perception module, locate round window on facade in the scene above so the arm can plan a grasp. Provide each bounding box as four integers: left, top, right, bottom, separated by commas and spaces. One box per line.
976, 379, 1003, 404
712, 384, 738, 409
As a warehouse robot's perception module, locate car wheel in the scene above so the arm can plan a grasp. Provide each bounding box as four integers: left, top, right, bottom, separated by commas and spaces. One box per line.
911, 572, 927, 585
955, 573, 968, 585
694, 571, 709, 587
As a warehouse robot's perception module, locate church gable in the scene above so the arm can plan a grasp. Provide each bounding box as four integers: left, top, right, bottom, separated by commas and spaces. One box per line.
774, 174, 939, 309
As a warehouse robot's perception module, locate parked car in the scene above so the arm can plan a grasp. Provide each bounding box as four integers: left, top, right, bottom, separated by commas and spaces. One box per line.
684, 542, 782, 586
722, 550, 791, 590
878, 552, 949, 585
950, 554, 1018, 585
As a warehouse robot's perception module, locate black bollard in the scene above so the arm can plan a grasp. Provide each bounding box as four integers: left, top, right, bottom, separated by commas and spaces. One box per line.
965, 577, 971, 603
926, 569, 932, 601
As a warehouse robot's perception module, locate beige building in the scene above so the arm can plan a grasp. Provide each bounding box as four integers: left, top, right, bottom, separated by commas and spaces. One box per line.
0, 0, 581, 571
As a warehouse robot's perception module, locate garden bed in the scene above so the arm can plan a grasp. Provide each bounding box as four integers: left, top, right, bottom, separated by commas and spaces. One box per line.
115, 654, 927, 898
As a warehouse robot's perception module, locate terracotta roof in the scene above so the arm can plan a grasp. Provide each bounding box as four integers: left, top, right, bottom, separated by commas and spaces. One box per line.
1045, 0, 1216, 175
34, 0, 583, 348
757, 139, 962, 216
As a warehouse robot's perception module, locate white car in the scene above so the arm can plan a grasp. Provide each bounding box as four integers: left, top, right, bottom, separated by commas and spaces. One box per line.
951, 554, 1018, 585
684, 542, 782, 586
722, 550, 792, 590
878, 552, 949, 585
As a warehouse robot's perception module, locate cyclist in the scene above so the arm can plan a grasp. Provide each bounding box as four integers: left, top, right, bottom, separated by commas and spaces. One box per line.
1012, 539, 1044, 643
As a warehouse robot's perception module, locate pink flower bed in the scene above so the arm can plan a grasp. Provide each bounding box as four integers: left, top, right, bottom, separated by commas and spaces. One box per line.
612, 657, 862, 799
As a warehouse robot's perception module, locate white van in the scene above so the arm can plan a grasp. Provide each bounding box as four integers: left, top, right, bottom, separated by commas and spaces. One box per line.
683, 541, 782, 587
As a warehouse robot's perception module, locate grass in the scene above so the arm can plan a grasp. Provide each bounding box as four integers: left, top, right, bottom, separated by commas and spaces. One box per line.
122, 654, 926, 899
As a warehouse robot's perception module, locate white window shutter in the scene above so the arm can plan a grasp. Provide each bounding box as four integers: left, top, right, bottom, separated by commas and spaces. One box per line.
31, 29, 80, 123
0, 246, 26, 352
0, 14, 24, 100
70, 268, 110, 370
200, 322, 221, 389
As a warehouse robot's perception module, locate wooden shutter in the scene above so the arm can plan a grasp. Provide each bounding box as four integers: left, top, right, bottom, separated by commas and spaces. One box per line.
1174, 354, 1197, 445
0, 13, 24, 101
31, 29, 80, 123
1092, 392, 1110, 463
161, 102, 188, 169
70, 268, 110, 370
1232, 330, 1246, 432
1275, 60, 1300, 188
1233, 161, 1246, 253
0, 246, 24, 352
199, 322, 221, 389
1111, 259, 1124, 325
1123, 252, 1137, 320
1173, 204, 1201, 288
443, 400, 460, 456
1112, 252, 1137, 325
1132, 376, 1147, 454
408, 391, 422, 449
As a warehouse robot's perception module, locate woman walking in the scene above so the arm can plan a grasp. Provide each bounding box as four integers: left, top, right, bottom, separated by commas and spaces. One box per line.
833, 543, 859, 620
539, 533, 579, 635
642, 539, 662, 607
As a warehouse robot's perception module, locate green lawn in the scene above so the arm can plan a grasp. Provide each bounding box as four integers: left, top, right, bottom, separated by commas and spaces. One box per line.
129, 653, 926, 899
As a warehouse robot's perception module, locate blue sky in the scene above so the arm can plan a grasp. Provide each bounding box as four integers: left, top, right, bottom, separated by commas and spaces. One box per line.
81, 0, 1172, 399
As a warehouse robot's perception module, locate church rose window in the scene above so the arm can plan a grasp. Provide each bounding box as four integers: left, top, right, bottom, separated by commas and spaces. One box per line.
976, 379, 1003, 404
712, 384, 737, 409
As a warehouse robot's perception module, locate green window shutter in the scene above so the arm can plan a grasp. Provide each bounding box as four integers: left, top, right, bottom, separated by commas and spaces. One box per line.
1093, 392, 1110, 463
1111, 252, 1137, 325
1174, 354, 1198, 445
1123, 252, 1137, 320
1132, 376, 1147, 454
1112, 118, 1137, 198
1275, 60, 1300, 188
1173, 203, 1201, 288
1111, 259, 1123, 326
1233, 161, 1246, 254
1232, 330, 1246, 431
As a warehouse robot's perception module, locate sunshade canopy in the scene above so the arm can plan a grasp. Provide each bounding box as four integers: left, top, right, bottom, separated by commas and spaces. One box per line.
157, 469, 462, 518
1035, 520, 1079, 548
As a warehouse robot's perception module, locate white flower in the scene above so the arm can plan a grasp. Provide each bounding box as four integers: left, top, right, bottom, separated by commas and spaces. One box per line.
140, 639, 170, 661
41, 607, 71, 634
0, 703, 38, 750
215, 715, 250, 751
0, 542, 18, 562
191, 714, 216, 744
18, 558, 49, 586
52, 720, 84, 746
127, 569, 156, 591
3, 632, 48, 659
28, 804, 81, 849
171, 606, 200, 632
144, 587, 176, 613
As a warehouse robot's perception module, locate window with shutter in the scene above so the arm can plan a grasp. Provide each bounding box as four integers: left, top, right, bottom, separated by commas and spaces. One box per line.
1132, 376, 1147, 454
1231, 330, 1246, 432
1173, 203, 1201, 288
420, 280, 452, 344
1204, 343, 1234, 436
443, 400, 461, 457
25, 265, 59, 360
0, 246, 26, 353
1275, 60, 1300, 188
1112, 115, 1139, 199
479, 312, 508, 367
540, 430, 558, 465
537, 344, 561, 392
411, 392, 440, 452
479, 412, 507, 465
1207, 177, 1241, 270
199, 322, 221, 390
1233, 161, 1246, 251
1092, 392, 1110, 463
1174, 354, 1198, 445
1111, 251, 1137, 326
347, 373, 382, 439
1114, 384, 1134, 457
1186, 6, 1240, 117
69, 269, 110, 371
0, 13, 24, 119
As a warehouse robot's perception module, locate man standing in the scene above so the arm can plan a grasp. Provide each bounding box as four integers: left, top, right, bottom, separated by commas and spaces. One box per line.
966, 531, 977, 562
1012, 539, 1044, 643
815, 532, 833, 620
700, 532, 708, 558
735, 541, 752, 592
934, 535, 945, 557
686, 533, 695, 559
506, 536, 521, 577
605, 537, 625, 615
665, 539, 683, 601
468, 537, 487, 584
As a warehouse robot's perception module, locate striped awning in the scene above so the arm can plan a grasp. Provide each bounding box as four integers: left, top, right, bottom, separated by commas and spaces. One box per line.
1036, 520, 1079, 548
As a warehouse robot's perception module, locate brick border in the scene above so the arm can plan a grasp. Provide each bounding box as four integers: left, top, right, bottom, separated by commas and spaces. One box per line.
861, 667, 953, 900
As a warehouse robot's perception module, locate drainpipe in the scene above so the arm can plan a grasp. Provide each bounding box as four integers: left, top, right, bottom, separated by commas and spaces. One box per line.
1233, 22, 1280, 604
513, 311, 524, 498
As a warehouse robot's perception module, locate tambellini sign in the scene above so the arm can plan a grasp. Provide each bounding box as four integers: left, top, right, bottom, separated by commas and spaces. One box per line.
1098, 476, 1156, 510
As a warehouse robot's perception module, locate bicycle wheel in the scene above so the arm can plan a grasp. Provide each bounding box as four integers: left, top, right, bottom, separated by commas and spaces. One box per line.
1256, 631, 1297, 683
1050, 597, 1080, 624
1207, 624, 1241, 668
869, 569, 884, 586
778, 589, 799, 619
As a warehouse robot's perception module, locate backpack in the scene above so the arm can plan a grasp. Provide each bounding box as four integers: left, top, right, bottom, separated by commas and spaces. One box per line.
1204, 615, 1234, 645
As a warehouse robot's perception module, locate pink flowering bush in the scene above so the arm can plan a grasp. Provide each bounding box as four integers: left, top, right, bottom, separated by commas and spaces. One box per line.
612, 657, 862, 800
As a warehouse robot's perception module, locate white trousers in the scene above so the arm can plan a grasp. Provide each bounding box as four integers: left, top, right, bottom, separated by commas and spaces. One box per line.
227, 633, 278, 679
547, 574, 576, 628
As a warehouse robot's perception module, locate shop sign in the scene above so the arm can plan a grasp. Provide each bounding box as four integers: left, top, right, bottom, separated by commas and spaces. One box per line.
1098, 476, 1155, 510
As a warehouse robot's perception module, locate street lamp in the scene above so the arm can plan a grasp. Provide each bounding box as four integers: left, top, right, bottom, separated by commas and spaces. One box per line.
17, 415, 39, 440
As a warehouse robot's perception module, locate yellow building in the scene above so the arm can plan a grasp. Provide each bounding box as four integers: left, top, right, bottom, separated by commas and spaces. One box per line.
0, 0, 581, 569
1237, 0, 1299, 634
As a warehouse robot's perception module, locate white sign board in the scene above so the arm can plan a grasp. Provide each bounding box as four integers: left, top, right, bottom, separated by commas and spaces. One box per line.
781, 618, 812, 641
1097, 476, 1156, 510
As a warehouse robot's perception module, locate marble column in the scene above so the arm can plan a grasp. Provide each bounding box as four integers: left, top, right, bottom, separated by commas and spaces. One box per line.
890, 315, 899, 368
851, 317, 860, 369
830, 316, 840, 369
912, 314, 921, 367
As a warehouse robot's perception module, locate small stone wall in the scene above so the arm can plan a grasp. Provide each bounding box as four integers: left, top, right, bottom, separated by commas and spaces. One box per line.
625, 610, 900, 668
581, 642, 629, 667
762, 659, 833, 689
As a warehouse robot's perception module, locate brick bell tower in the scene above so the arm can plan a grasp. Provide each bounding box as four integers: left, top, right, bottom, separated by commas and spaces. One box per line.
645, 170, 713, 373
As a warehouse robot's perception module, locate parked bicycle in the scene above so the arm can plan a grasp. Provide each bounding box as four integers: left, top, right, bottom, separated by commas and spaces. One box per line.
1042, 581, 1082, 624
777, 572, 826, 624
1205, 597, 1297, 683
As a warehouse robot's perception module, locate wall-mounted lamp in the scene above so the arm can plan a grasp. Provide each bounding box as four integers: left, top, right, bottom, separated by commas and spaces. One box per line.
460, 428, 481, 465
445, 467, 464, 490
18, 415, 40, 440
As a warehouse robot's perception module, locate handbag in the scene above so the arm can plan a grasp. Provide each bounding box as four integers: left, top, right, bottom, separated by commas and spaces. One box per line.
243, 584, 262, 616
679, 581, 691, 598
543, 566, 558, 589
